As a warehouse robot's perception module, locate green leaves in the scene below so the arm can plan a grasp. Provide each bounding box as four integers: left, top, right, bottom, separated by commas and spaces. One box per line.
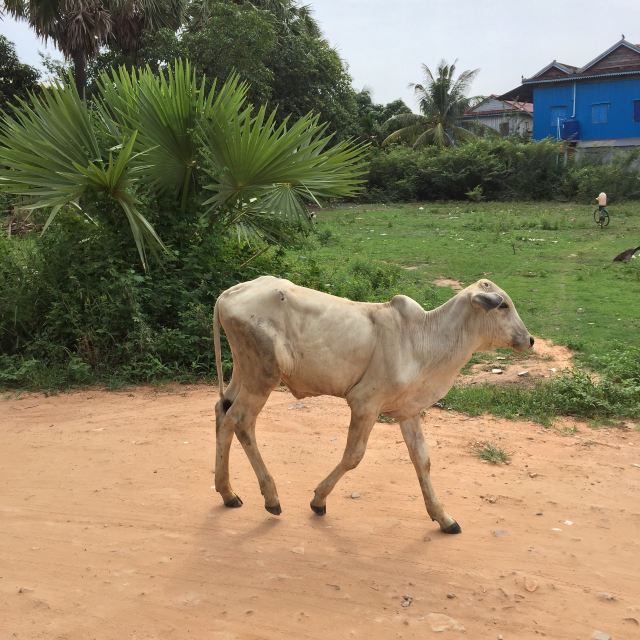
200, 106, 368, 242
0, 59, 368, 268
383, 60, 480, 149
0, 79, 163, 270
96, 60, 249, 211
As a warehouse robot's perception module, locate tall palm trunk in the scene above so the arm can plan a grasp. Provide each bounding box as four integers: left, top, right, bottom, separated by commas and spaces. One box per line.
72, 51, 87, 99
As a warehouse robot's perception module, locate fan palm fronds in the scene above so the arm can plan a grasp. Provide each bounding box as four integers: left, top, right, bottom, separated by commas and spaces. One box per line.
0, 78, 164, 269
200, 105, 368, 243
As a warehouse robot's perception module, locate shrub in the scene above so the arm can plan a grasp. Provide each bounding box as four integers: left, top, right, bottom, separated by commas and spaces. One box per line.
366, 147, 422, 201
565, 150, 640, 202
365, 138, 568, 202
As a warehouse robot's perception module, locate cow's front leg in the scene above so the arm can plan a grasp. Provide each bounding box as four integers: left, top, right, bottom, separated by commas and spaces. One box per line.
399, 415, 461, 534
310, 406, 377, 515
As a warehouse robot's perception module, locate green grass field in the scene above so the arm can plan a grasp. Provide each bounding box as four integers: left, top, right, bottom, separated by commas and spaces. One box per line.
307, 201, 640, 364
289, 201, 640, 424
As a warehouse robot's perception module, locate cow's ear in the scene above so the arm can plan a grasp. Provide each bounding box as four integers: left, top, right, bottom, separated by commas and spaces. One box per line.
471, 292, 504, 312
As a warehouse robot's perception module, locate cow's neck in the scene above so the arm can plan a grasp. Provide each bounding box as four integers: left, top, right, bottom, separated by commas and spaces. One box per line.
417, 294, 484, 375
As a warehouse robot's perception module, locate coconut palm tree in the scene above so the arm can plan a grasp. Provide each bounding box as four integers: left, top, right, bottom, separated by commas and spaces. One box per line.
383, 60, 479, 148
2, 0, 184, 97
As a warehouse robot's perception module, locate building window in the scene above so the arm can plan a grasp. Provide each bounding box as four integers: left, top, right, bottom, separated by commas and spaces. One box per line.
634, 100, 640, 122
499, 121, 510, 136
592, 103, 609, 124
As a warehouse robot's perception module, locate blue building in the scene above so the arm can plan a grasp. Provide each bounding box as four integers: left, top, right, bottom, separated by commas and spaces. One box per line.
502, 38, 640, 152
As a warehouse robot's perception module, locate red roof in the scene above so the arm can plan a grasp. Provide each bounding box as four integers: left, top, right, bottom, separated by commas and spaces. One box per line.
503, 100, 533, 113
464, 96, 533, 116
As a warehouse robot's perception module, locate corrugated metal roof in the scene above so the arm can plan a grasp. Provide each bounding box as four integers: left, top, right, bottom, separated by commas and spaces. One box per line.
504, 100, 533, 113
578, 38, 640, 73
523, 69, 640, 84
523, 38, 640, 84
527, 60, 579, 81
554, 62, 579, 74
464, 96, 533, 116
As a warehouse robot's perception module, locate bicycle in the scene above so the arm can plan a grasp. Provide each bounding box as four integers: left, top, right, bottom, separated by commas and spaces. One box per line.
594, 206, 610, 228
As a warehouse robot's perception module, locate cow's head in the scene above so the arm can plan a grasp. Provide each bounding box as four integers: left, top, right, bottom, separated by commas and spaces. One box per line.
468, 279, 534, 352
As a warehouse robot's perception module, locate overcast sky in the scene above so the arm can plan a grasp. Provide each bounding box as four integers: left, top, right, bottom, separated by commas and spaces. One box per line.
2, 0, 639, 109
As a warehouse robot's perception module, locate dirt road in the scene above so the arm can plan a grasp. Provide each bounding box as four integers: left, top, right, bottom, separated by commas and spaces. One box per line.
1, 385, 639, 639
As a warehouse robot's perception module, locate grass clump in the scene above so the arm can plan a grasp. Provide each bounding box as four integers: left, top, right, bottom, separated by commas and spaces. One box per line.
471, 441, 511, 464
444, 350, 640, 426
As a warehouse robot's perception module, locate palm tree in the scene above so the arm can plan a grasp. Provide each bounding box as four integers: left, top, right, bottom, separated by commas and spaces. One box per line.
0, 61, 367, 269
3, 0, 110, 96
383, 60, 479, 148
2, 0, 184, 97
108, 0, 185, 60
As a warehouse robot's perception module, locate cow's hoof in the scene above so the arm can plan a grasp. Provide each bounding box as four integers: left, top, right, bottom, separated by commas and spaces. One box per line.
224, 495, 243, 508
310, 502, 326, 516
265, 503, 282, 516
442, 520, 462, 534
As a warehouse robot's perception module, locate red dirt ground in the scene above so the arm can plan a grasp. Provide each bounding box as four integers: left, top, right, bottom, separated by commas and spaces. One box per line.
1, 385, 639, 640
463, 338, 575, 387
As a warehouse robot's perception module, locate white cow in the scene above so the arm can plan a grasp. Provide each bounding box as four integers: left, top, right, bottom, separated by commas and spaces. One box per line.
213, 276, 533, 533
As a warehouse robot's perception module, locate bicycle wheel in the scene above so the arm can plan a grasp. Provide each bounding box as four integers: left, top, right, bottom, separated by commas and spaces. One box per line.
594, 208, 602, 224
600, 210, 610, 228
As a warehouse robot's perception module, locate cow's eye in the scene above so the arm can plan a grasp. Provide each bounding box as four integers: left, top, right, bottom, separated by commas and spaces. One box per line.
499, 302, 509, 309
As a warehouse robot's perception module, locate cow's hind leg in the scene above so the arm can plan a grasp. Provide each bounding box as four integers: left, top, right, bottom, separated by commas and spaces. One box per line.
400, 415, 460, 534
215, 378, 243, 508
310, 406, 377, 515
227, 387, 281, 515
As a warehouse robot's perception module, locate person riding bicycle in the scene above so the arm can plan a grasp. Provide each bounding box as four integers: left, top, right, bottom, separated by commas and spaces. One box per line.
596, 191, 608, 222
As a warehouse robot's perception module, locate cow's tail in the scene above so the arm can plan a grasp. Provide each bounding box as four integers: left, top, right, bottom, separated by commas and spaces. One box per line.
213, 297, 225, 400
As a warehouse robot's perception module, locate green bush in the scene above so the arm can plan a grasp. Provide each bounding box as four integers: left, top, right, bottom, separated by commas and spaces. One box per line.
365, 138, 640, 203
0, 204, 290, 388
565, 150, 640, 202
366, 138, 568, 202
366, 146, 423, 202
0, 354, 92, 389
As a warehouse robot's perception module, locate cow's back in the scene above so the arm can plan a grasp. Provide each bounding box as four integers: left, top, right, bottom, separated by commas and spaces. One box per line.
218, 276, 383, 398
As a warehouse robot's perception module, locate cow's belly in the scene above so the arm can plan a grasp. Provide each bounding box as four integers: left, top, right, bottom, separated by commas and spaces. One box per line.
378, 371, 460, 419
281, 379, 324, 400
280, 360, 362, 399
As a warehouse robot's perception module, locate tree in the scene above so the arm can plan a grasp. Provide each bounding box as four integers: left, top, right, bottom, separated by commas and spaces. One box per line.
0, 35, 40, 106
87, 0, 362, 140
268, 25, 359, 139
2, 0, 184, 97
383, 60, 479, 148
0, 61, 367, 269
353, 90, 412, 145
181, 1, 277, 106
191, 0, 359, 138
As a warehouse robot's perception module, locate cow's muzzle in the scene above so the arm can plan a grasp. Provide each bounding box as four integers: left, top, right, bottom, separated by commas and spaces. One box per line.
512, 334, 534, 352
